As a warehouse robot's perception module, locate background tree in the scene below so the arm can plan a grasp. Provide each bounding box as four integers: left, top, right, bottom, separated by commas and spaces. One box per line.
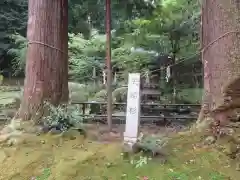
0, 0, 27, 71
16, 0, 69, 121
3, 0, 203, 105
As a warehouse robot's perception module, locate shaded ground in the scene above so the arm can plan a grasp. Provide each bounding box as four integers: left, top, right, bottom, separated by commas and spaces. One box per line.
0, 132, 239, 180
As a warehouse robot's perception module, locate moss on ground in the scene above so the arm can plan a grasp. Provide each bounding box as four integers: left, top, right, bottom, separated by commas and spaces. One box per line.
0, 91, 21, 105
0, 132, 239, 180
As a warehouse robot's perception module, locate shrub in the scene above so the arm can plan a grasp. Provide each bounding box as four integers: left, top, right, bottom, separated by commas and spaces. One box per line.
93, 89, 107, 101
43, 102, 84, 132
68, 82, 86, 92
68, 82, 89, 102
112, 87, 128, 103
69, 91, 88, 103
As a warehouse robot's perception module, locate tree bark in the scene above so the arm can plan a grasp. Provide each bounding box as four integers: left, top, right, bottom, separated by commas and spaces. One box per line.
16, 0, 69, 122
196, 0, 240, 129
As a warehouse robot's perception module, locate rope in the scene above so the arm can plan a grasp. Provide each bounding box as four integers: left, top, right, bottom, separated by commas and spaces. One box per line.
26, 31, 240, 79
143, 30, 240, 76
28, 40, 67, 55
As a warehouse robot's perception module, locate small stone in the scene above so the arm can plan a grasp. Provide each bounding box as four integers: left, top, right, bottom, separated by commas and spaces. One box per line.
204, 136, 216, 145
40, 140, 45, 144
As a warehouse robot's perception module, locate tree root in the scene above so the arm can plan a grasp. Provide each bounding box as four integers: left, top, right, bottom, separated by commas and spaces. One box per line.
0, 118, 39, 145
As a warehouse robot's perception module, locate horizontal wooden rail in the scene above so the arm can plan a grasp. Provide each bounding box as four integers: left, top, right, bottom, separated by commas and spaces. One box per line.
71, 101, 200, 124
71, 101, 201, 107
83, 114, 197, 125
86, 114, 197, 119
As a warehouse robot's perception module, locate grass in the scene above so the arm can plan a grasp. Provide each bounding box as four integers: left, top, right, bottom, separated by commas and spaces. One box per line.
0, 133, 239, 180
0, 91, 20, 105
178, 88, 203, 103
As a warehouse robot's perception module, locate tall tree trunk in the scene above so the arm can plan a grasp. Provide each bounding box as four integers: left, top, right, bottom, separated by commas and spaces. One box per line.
16, 0, 69, 122
196, 0, 240, 130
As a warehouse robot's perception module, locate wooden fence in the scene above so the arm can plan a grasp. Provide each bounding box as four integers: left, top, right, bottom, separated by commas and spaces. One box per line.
71, 101, 201, 125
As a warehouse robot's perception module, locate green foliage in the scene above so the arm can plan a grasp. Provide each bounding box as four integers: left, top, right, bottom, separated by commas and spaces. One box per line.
69, 0, 156, 36
69, 55, 101, 82
43, 102, 83, 131
0, 74, 3, 85
4, 0, 201, 93
177, 88, 203, 103
8, 33, 104, 81
68, 82, 86, 92
93, 89, 107, 102
139, 134, 169, 153
7, 34, 27, 75
130, 156, 149, 168
112, 47, 155, 72
112, 87, 128, 103
118, 0, 200, 58
35, 168, 51, 180
70, 91, 88, 103
0, 0, 27, 57
68, 33, 105, 82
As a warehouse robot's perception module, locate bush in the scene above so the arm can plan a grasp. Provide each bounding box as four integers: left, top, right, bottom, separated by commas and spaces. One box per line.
43, 102, 84, 132
69, 91, 88, 103
112, 87, 128, 102
112, 47, 155, 73
85, 83, 105, 97
93, 89, 107, 101
68, 82, 89, 102
68, 82, 86, 92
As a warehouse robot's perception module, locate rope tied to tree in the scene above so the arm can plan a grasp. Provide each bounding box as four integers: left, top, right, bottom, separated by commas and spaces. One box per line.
27, 31, 240, 80
27, 40, 68, 56
144, 30, 240, 77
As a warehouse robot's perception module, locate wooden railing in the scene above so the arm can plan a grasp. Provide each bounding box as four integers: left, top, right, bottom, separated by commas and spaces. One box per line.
71, 101, 201, 124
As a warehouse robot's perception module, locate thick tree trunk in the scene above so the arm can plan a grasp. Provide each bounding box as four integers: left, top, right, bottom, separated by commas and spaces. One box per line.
196, 0, 240, 130
17, 0, 69, 122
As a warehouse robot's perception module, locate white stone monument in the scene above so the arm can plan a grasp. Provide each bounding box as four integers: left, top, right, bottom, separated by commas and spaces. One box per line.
124, 73, 141, 146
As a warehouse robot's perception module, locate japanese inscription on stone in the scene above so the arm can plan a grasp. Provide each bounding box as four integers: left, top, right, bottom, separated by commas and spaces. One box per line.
124, 73, 141, 144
